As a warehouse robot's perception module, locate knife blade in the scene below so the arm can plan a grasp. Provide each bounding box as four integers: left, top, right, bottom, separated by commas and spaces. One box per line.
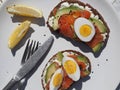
3, 36, 54, 90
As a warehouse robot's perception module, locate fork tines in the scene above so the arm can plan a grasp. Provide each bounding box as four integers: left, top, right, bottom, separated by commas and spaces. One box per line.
21, 39, 39, 65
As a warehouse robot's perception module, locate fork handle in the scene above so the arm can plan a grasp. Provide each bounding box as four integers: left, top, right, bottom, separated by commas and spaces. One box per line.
3, 78, 18, 90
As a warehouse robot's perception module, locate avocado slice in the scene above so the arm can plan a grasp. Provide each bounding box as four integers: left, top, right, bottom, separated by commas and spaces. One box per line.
77, 55, 88, 64
77, 55, 90, 77
81, 70, 90, 78
56, 52, 63, 62
92, 42, 103, 53
89, 18, 107, 33
52, 5, 82, 30
45, 62, 58, 83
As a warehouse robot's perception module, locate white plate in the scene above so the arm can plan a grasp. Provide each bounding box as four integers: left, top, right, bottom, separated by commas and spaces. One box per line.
0, 0, 120, 90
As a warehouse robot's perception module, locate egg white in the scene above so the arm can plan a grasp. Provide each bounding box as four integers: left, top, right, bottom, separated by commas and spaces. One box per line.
49, 68, 63, 90
74, 17, 95, 42
62, 56, 80, 81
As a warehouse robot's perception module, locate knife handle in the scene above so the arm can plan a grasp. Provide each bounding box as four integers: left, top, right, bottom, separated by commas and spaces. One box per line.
3, 78, 18, 90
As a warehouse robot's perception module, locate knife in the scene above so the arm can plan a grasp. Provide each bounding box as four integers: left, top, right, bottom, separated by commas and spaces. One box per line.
3, 36, 54, 90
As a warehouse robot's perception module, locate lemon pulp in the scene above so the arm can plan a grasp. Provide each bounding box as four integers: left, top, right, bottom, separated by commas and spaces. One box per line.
8, 20, 31, 49
7, 5, 43, 18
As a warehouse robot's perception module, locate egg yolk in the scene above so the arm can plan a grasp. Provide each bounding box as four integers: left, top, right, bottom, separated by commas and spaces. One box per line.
79, 24, 92, 37
64, 60, 76, 74
53, 73, 62, 87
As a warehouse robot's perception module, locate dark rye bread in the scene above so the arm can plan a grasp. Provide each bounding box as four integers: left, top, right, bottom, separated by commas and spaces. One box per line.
47, 0, 110, 54
41, 50, 91, 90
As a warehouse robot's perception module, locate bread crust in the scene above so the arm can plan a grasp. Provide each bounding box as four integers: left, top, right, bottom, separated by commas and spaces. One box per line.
41, 50, 91, 90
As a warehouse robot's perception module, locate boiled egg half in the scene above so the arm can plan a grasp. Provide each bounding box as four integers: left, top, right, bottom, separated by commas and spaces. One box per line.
62, 56, 80, 81
49, 68, 63, 90
74, 17, 95, 42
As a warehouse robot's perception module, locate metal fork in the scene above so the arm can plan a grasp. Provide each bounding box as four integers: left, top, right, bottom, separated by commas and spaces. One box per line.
18, 39, 39, 89
21, 39, 39, 65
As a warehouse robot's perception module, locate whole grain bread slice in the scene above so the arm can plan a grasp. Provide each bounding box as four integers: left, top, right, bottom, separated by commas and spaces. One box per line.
41, 50, 91, 90
47, 0, 110, 54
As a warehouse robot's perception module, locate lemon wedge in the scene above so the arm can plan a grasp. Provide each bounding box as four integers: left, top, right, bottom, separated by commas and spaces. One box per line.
8, 20, 31, 49
7, 5, 43, 18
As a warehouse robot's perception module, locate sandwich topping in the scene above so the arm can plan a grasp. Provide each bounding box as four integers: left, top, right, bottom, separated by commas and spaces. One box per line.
48, 2, 102, 30
74, 17, 95, 42
47, 1, 110, 53
41, 50, 91, 90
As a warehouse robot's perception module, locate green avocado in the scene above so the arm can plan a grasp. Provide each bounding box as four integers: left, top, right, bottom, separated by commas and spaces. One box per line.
92, 42, 104, 53
56, 52, 63, 62
52, 5, 82, 30
89, 18, 107, 33
77, 55, 88, 64
77, 55, 90, 77
45, 62, 58, 83
82, 70, 90, 77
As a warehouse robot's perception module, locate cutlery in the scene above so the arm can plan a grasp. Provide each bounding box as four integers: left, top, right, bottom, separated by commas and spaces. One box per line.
21, 39, 39, 65
3, 36, 54, 90
116, 83, 120, 90
19, 39, 39, 89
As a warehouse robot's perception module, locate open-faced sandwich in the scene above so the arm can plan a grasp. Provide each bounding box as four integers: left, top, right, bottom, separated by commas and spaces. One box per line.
47, 0, 110, 53
41, 50, 91, 90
